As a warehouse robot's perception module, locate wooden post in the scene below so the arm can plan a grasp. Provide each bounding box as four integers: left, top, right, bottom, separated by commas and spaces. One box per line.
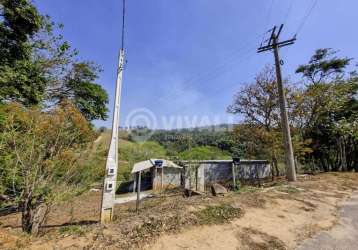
195, 166, 198, 191
188, 163, 192, 191
232, 162, 236, 190
161, 167, 164, 190
255, 164, 261, 187
133, 174, 136, 193
136, 171, 141, 212
155, 167, 158, 191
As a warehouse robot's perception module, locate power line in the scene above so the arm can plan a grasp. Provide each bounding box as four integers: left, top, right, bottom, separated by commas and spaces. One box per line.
157, 29, 274, 107
161, 49, 257, 116
265, 0, 275, 28
295, 0, 318, 35
121, 0, 126, 50
157, 41, 259, 104
159, 43, 257, 101
283, 0, 295, 26
261, 0, 276, 46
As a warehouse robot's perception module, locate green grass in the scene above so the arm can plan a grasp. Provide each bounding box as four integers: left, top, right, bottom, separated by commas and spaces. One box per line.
58, 225, 86, 236
195, 204, 242, 225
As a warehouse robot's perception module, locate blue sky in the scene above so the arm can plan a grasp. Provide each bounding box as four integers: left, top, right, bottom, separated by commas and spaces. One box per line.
34, 0, 358, 129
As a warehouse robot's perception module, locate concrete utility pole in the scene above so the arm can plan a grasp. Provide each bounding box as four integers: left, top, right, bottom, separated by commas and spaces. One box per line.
100, 49, 125, 223
100, 0, 127, 224
258, 24, 297, 182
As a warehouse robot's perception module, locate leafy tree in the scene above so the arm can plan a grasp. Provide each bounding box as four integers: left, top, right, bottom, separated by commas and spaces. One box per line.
295, 49, 358, 172
33, 19, 109, 121
0, 0, 109, 236
53, 62, 109, 121
228, 66, 281, 130
0, 59, 47, 105
178, 146, 231, 160
150, 127, 235, 155
0, 101, 95, 234
231, 124, 269, 159
228, 66, 313, 175
229, 66, 296, 175
296, 48, 351, 84
0, 0, 42, 63
0, 0, 47, 105
297, 81, 358, 171
0, 0, 109, 120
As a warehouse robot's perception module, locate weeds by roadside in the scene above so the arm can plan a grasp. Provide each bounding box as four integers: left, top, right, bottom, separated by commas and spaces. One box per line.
58, 225, 86, 236
195, 204, 243, 225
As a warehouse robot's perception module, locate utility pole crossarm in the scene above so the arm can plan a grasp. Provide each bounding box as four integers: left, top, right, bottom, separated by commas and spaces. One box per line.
258, 37, 296, 53
258, 25, 297, 53
257, 24, 297, 182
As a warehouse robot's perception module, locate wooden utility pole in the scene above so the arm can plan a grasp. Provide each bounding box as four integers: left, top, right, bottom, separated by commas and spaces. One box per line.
136, 171, 141, 212
258, 24, 297, 182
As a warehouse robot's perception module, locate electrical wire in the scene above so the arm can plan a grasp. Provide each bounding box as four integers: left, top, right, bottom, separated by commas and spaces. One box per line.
153, 35, 255, 99
124, 2, 278, 116
283, 0, 295, 26
295, 0, 318, 36
265, 0, 275, 30
156, 27, 274, 106
121, 0, 126, 50
261, 0, 275, 46
163, 50, 257, 116
156, 35, 261, 105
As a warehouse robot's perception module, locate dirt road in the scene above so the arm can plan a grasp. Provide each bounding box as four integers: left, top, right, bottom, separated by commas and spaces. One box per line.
297, 191, 358, 250
1, 173, 358, 250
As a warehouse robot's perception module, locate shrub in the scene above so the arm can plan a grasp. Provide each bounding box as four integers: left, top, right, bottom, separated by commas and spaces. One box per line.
0, 102, 95, 234
195, 204, 242, 225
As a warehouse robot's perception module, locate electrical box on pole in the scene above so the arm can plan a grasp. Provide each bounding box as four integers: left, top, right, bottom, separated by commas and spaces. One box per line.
100, 49, 125, 223
100, 0, 127, 223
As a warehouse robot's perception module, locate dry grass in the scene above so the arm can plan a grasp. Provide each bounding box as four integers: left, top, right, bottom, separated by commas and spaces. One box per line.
236, 228, 286, 250
1, 172, 358, 249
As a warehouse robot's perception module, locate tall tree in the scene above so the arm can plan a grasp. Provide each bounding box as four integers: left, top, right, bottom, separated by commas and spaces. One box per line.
228, 66, 284, 175
0, 0, 46, 105
0, 0, 42, 63
228, 66, 311, 176
228, 66, 280, 130
0, 0, 109, 120
296, 48, 351, 84
296, 49, 358, 172
49, 62, 109, 121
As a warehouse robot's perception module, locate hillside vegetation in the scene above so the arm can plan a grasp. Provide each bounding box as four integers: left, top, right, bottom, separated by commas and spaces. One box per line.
1, 0, 357, 239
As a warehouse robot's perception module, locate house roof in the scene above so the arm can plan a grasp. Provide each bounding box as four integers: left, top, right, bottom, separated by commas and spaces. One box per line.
131, 159, 182, 174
